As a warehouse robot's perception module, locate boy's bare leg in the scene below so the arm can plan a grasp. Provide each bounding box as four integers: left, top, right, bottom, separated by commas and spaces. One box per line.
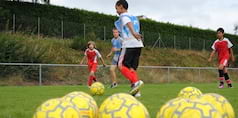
110, 65, 117, 83
110, 65, 118, 88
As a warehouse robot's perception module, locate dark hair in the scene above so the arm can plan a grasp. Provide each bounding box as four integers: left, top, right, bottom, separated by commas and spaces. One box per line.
112, 28, 118, 31
116, 0, 128, 10
217, 28, 224, 33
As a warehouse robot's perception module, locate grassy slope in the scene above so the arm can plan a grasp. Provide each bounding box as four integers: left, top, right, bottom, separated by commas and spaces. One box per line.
0, 32, 216, 67
0, 84, 237, 118
3, 32, 233, 85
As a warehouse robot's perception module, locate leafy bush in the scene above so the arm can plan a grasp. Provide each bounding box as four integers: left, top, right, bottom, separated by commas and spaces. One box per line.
0, 0, 237, 52
70, 37, 88, 51
0, 33, 47, 80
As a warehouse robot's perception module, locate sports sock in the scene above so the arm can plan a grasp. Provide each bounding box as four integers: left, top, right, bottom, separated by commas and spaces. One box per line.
224, 73, 232, 85
218, 70, 224, 85
131, 71, 139, 83
120, 65, 138, 84
88, 75, 95, 86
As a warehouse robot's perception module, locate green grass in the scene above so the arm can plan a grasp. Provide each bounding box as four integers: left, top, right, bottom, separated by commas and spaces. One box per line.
0, 83, 237, 118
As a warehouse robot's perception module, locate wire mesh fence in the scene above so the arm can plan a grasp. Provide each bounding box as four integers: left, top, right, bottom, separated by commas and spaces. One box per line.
0, 14, 216, 50
0, 63, 238, 86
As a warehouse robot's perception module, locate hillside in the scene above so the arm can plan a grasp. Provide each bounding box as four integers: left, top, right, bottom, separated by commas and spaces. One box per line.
0, 32, 216, 66
1, 32, 234, 86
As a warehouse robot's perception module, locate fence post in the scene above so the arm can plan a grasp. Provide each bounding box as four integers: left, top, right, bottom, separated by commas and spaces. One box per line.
142, 31, 144, 40
83, 24, 86, 40
39, 64, 42, 86
158, 33, 161, 48
61, 20, 64, 39
174, 35, 176, 49
198, 68, 201, 83
203, 40, 206, 50
13, 14, 15, 33
167, 67, 170, 83
104, 26, 106, 40
159, 39, 161, 48
5, 19, 9, 31
152, 38, 159, 49
38, 17, 40, 39
189, 37, 191, 50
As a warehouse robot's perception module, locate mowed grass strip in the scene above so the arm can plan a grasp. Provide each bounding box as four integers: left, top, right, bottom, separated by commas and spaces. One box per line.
0, 83, 237, 118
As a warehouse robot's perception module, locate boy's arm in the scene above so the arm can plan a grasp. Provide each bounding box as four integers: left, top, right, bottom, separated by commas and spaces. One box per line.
106, 48, 114, 58
230, 48, 235, 62
80, 56, 86, 65
107, 47, 121, 58
96, 50, 106, 66
126, 22, 141, 40
100, 57, 106, 67
208, 50, 216, 62
113, 48, 121, 51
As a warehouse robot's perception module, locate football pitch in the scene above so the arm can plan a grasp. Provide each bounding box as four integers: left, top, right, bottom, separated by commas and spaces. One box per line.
0, 83, 237, 118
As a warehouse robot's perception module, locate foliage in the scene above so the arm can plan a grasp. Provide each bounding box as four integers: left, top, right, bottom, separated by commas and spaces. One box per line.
1, 1, 237, 51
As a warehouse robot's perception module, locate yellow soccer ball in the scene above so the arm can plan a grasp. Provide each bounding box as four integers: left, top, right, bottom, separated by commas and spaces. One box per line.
99, 93, 150, 118
156, 98, 185, 118
63, 91, 98, 118
90, 82, 105, 95
178, 86, 202, 99
199, 93, 235, 118
157, 98, 222, 118
33, 98, 81, 118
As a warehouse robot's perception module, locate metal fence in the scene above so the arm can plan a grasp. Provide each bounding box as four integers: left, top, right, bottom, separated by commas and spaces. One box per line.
0, 63, 238, 86
0, 14, 214, 50
0, 14, 114, 40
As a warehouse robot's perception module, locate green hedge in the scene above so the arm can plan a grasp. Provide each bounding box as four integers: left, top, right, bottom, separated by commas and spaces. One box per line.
0, 1, 237, 51
0, 33, 47, 80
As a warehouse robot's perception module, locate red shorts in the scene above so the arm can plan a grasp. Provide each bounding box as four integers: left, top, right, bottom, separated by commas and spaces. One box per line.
219, 58, 229, 66
88, 62, 97, 72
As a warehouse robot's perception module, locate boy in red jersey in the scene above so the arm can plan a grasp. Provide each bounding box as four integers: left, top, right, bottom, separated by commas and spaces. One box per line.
80, 41, 106, 86
208, 28, 235, 88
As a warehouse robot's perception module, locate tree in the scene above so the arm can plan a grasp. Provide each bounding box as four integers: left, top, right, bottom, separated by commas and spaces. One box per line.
234, 24, 238, 35
32, 0, 37, 3
8, 0, 49, 4
42, 0, 50, 4
32, 0, 49, 4
11, 0, 21, 1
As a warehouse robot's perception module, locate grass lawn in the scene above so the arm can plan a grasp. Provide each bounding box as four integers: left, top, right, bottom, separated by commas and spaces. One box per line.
0, 83, 237, 118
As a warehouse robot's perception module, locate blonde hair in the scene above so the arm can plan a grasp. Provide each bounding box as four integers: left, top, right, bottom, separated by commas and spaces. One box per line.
87, 41, 96, 48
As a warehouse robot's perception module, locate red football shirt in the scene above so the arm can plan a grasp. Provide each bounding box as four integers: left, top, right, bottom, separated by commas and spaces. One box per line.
84, 49, 102, 63
211, 38, 233, 60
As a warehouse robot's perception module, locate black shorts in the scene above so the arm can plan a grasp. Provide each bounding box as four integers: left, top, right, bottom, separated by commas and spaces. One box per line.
119, 48, 142, 70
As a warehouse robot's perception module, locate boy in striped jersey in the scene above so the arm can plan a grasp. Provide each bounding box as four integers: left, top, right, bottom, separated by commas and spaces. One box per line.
115, 0, 144, 97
